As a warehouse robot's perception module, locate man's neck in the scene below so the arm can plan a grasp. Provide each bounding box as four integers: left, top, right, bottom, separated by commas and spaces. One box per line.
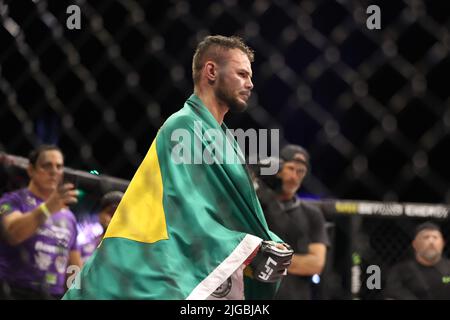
416, 254, 441, 267
28, 182, 52, 201
194, 88, 228, 125
277, 193, 295, 202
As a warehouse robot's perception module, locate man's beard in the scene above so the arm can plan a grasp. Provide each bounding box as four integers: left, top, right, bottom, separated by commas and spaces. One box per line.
419, 248, 441, 264
281, 182, 300, 198
215, 76, 248, 113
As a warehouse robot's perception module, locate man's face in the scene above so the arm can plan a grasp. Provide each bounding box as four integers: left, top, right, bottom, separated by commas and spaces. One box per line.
413, 229, 445, 264
28, 150, 64, 192
215, 49, 254, 113
277, 160, 307, 198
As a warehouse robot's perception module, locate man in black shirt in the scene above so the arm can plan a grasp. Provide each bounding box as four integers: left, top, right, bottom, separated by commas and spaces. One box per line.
256, 144, 329, 300
384, 222, 450, 299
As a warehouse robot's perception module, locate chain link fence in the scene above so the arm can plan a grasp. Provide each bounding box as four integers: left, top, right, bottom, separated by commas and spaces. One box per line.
1, 0, 449, 299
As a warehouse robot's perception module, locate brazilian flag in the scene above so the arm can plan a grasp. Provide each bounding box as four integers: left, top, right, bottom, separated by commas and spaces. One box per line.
63, 94, 282, 299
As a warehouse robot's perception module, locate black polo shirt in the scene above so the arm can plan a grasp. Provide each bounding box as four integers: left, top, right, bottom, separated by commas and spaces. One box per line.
257, 187, 329, 299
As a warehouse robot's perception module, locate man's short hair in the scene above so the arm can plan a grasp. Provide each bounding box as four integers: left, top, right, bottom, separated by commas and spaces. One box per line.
100, 191, 124, 211
414, 221, 442, 238
28, 145, 63, 166
192, 35, 254, 84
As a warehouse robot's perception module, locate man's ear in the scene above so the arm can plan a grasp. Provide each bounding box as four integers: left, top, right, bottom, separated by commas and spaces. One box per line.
276, 164, 285, 177
26, 164, 34, 179
412, 239, 418, 251
205, 61, 217, 82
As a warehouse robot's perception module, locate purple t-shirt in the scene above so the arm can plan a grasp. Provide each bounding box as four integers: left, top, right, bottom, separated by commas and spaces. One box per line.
0, 188, 78, 296
76, 215, 103, 263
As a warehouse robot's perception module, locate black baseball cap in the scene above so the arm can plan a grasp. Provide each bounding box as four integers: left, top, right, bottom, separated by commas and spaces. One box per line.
100, 191, 124, 211
280, 144, 310, 168
414, 221, 442, 238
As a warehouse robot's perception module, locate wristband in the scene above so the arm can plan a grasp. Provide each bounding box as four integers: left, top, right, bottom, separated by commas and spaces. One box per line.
39, 203, 51, 219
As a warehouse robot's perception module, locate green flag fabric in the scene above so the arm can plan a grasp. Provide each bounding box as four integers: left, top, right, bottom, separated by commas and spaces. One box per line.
63, 94, 282, 299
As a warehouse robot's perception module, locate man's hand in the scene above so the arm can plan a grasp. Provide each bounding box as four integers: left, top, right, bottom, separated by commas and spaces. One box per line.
250, 241, 293, 283
45, 183, 78, 214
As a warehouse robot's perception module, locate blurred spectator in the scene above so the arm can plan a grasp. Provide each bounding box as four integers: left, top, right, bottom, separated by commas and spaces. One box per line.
77, 191, 123, 262
0, 145, 81, 299
384, 222, 450, 299
255, 144, 329, 299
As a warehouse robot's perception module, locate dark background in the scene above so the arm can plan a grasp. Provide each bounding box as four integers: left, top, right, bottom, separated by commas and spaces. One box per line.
0, 0, 449, 299
1, 0, 448, 203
